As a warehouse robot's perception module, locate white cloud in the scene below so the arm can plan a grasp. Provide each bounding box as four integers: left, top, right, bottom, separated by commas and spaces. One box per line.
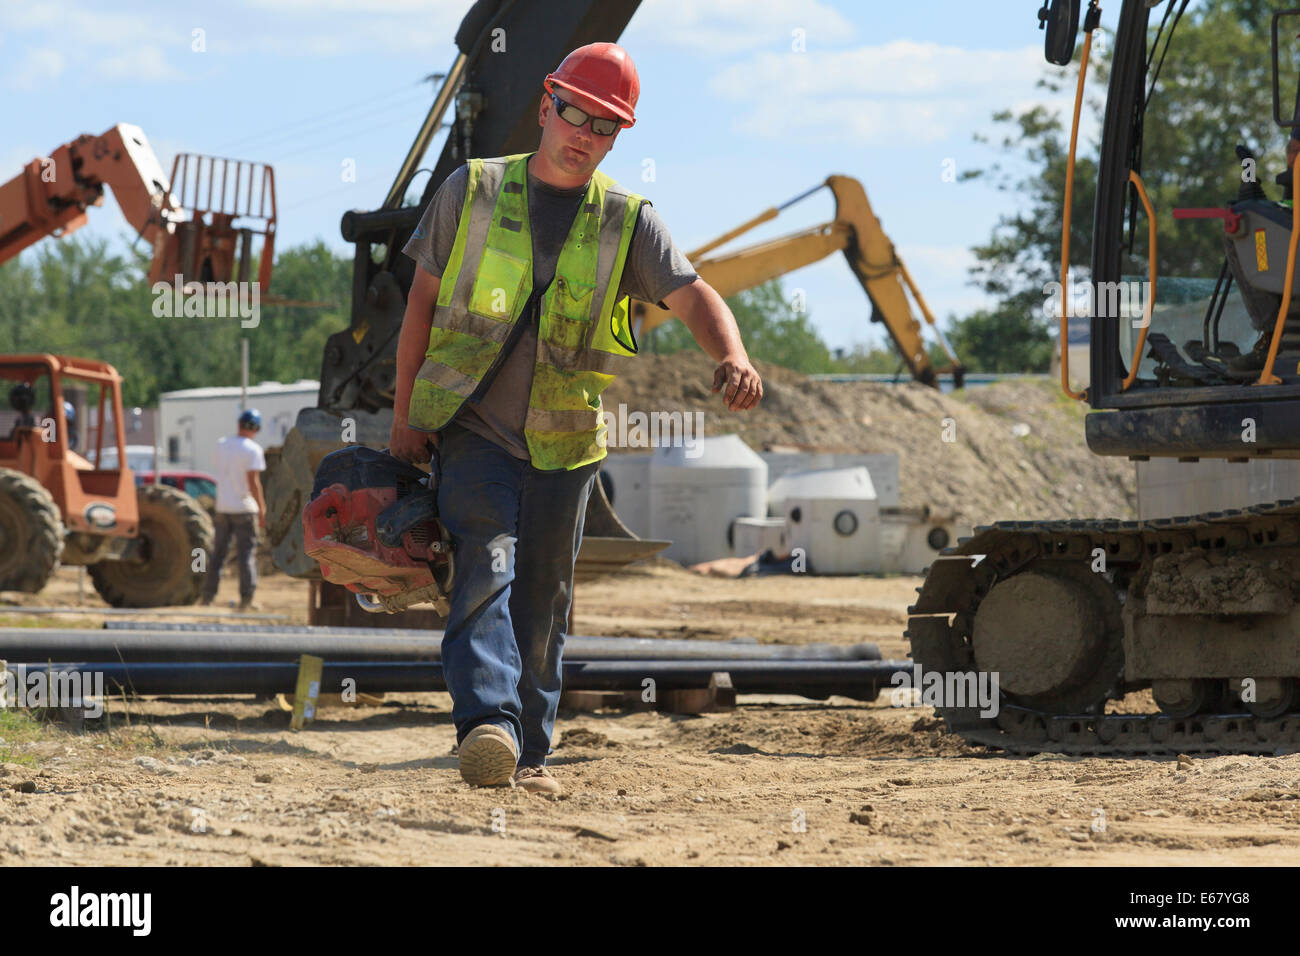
7, 47, 64, 90
1, 2, 188, 87
1, 0, 461, 76
97, 45, 182, 82
1, 3, 176, 49
631, 0, 854, 55
239, 0, 462, 56
711, 42, 1073, 146
247, 17, 459, 58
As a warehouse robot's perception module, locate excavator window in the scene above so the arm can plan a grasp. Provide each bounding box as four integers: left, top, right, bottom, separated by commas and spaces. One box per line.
1096, 1, 1300, 392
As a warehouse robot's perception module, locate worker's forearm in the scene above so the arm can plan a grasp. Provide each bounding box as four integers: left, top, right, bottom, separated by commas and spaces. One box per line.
678, 283, 749, 363
393, 289, 435, 426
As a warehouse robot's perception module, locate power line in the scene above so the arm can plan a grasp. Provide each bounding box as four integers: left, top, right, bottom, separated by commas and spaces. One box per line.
277, 172, 385, 214
216, 89, 431, 158
209, 79, 428, 154
265, 109, 442, 165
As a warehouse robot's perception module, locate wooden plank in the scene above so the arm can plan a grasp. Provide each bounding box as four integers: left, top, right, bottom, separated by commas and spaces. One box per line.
656, 671, 736, 715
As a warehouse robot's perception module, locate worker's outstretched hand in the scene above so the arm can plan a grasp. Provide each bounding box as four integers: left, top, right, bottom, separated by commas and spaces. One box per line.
389, 421, 438, 465
712, 356, 763, 411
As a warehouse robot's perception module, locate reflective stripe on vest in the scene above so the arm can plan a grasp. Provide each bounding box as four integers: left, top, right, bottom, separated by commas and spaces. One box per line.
409, 153, 645, 470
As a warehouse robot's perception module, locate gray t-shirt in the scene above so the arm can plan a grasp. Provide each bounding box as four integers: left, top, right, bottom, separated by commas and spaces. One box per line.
402, 161, 697, 461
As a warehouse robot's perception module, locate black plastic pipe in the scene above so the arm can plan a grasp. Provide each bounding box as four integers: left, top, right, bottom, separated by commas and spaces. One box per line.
12, 660, 912, 702
4, 628, 881, 664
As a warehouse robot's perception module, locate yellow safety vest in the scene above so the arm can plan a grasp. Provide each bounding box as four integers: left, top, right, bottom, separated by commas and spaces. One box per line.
408, 153, 644, 470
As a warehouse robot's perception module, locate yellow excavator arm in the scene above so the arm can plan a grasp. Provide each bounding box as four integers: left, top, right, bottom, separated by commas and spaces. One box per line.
633, 176, 964, 388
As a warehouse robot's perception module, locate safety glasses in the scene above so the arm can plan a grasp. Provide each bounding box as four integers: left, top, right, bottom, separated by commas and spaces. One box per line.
550, 94, 621, 136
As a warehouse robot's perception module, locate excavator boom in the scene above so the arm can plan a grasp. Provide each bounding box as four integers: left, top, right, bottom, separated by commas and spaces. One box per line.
635, 176, 964, 387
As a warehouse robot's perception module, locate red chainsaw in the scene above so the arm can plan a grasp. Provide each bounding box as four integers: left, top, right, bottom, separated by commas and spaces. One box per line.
302, 445, 454, 613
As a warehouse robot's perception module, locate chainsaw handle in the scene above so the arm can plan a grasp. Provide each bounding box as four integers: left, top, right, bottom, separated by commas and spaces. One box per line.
382, 444, 440, 493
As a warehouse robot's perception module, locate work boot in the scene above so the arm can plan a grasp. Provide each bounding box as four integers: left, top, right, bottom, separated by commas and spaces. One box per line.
238, 598, 262, 612
513, 765, 561, 796
458, 724, 518, 786
197, 596, 213, 607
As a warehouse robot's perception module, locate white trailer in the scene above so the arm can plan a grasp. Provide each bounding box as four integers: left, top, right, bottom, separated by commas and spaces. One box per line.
159, 381, 319, 474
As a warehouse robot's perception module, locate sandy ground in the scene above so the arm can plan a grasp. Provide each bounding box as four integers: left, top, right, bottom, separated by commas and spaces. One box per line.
1, 564, 1299, 867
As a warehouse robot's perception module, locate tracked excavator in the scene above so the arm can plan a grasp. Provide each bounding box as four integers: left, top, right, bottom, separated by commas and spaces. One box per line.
633, 176, 965, 388
909, 1, 1300, 754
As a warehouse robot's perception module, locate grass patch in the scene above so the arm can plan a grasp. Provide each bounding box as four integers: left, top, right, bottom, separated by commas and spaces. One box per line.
0, 708, 49, 766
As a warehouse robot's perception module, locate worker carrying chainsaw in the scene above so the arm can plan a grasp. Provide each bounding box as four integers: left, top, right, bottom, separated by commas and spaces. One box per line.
389, 42, 763, 794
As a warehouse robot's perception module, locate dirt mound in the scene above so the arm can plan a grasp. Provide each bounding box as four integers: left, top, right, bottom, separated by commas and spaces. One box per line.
603, 353, 1136, 525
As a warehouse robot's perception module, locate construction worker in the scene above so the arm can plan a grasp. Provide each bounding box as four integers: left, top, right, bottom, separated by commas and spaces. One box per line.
62, 400, 78, 451
390, 42, 763, 794
201, 408, 267, 611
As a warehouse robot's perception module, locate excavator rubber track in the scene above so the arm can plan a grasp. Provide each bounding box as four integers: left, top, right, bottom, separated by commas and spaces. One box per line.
906, 497, 1300, 755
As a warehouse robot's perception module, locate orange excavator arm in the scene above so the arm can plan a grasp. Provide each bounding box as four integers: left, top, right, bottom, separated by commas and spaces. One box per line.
633, 175, 964, 388
0, 124, 277, 291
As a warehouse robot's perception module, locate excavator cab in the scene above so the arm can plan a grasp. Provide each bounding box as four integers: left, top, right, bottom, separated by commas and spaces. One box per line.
1044, 0, 1300, 459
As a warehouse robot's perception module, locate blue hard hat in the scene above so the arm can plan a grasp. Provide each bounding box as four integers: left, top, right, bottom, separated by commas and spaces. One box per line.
63, 400, 75, 423
238, 408, 262, 430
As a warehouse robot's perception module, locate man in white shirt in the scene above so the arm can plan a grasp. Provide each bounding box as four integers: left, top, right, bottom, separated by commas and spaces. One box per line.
201, 409, 267, 611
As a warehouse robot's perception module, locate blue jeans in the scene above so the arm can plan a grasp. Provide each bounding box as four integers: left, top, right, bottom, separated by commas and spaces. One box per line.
434, 421, 598, 766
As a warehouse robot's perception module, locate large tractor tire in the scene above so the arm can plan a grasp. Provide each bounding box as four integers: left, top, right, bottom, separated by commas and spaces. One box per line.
0, 467, 64, 593
90, 483, 214, 607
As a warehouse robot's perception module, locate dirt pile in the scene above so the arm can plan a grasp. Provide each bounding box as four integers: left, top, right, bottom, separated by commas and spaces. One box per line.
603, 353, 1136, 525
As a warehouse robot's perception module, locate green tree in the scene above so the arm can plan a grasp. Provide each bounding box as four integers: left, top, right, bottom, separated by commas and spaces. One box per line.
0, 235, 351, 406
246, 241, 349, 385
960, 0, 1284, 371
643, 278, 835, 374
948, 307, 1054, 373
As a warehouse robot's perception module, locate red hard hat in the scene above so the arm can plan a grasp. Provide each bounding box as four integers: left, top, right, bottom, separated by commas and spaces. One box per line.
544, 42, 639, 128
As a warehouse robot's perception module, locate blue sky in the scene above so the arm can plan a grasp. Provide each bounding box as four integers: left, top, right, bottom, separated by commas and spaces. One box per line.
1, 0, 1123, 354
